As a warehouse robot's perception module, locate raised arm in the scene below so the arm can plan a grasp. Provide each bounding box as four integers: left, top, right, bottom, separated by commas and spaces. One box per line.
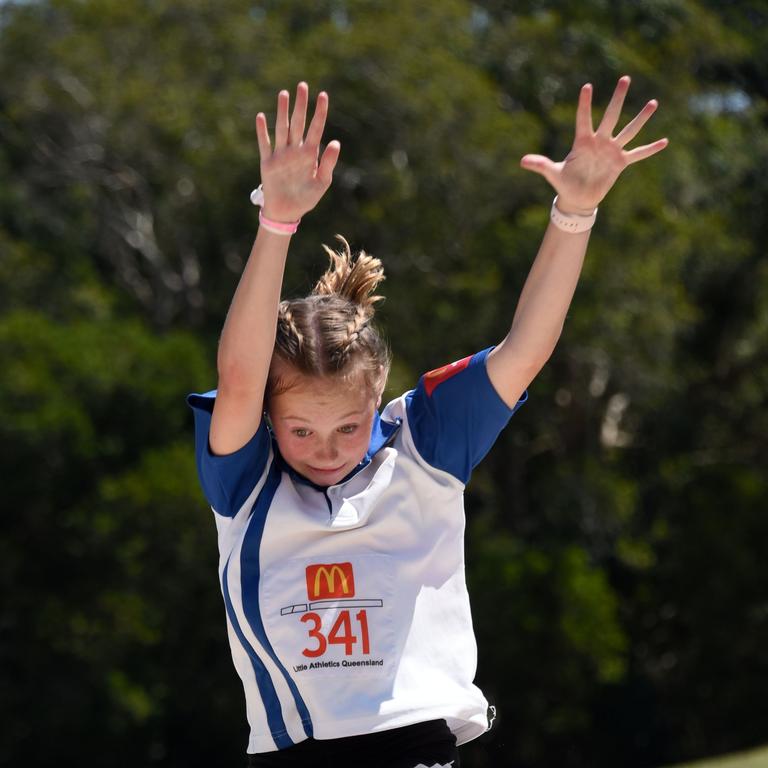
487, 75, 668, 407
210, 83, 340, 455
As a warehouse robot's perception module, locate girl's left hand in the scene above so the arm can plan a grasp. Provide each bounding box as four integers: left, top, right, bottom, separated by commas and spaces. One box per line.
520, 76, 668, 214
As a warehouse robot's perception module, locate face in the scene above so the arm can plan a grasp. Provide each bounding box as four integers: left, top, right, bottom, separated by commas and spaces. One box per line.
267, 367, 381, 487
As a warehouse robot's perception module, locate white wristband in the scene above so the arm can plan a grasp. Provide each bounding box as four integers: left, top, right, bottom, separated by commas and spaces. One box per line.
250, 185, 265, 207
550, 196, 597, 234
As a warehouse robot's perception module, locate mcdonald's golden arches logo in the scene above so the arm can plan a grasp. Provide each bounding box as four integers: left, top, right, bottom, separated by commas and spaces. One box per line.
305, 562, 355, 600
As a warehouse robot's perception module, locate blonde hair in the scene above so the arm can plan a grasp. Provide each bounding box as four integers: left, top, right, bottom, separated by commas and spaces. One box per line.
268, 235, 391, 397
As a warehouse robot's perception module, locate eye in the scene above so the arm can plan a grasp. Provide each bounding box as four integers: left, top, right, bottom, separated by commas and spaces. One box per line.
292, 428, 311, 438
338, 424, 358, 434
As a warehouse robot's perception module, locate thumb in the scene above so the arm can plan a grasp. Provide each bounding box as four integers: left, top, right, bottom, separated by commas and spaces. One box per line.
520, 154, 561, 187
316, 140, 341, 187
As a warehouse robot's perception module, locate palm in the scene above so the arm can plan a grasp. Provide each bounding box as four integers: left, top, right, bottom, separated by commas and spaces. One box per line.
261, 143, 326, 216
521, 76, 668, 212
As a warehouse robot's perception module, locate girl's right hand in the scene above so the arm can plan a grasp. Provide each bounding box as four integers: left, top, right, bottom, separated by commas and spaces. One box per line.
255, 82, 340, 223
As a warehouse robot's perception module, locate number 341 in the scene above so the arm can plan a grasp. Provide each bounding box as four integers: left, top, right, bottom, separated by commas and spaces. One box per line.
301, 609, 370, 657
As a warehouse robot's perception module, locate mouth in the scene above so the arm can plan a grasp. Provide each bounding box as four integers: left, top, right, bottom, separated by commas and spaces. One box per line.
308, 464, 346, 475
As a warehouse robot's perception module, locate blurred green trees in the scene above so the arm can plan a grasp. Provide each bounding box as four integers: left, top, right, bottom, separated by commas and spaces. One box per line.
1, 1, 767, 766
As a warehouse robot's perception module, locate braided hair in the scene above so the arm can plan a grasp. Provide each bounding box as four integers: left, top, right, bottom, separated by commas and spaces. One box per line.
268, 236, 390, 397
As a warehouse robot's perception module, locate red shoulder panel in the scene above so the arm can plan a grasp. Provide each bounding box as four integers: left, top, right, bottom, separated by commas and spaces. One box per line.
423, 354, 472, 397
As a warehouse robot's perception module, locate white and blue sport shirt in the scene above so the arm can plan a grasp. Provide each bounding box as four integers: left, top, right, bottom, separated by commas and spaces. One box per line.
188, 347, 527, 754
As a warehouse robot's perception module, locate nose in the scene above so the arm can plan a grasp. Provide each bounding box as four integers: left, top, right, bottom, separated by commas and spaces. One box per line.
316, 436, 339, 463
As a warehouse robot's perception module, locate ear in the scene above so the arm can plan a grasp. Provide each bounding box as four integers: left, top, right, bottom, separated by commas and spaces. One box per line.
376, 365, 388, 408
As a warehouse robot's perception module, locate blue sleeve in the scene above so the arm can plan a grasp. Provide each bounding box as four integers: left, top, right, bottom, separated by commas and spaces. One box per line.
187, 390, 272, 518
405, 347, 527, 484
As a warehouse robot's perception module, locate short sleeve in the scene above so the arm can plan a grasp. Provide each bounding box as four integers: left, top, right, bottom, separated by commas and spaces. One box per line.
187, 390, 272, 518
405, 347, 527, 484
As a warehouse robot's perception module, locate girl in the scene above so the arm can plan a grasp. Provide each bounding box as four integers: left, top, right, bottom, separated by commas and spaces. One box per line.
188, 78, 667, 767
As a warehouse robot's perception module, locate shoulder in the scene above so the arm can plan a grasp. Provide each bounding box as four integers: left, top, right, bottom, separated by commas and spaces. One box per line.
388, 348, 528, 484
187, 389, 272, 518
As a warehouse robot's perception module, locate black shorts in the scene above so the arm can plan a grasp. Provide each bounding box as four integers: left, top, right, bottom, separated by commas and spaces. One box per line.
245, 718, 460, 768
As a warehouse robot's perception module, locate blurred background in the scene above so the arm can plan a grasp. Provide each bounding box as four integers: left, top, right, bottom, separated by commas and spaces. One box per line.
2, 1, 767, 766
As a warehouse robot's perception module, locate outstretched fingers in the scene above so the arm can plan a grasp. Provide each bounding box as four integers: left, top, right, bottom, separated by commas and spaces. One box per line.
615, 100, 659, 147
597, 75, 631, 136
289, 82, 309, 145
304, 90, 330, 149
274, 89, 290, 149
625, 137, 669, 165
255, 112, 271, 161
575, 83, 594, 138
316, 139, 341, 187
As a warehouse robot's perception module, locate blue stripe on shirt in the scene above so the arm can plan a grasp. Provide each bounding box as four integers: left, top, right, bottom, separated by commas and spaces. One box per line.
221, 555, 295, 750
240, 461, 314, 742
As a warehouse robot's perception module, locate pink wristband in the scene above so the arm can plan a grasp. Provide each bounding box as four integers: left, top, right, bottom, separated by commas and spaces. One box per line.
258, 209, 300, 236
250, 185, 300, 235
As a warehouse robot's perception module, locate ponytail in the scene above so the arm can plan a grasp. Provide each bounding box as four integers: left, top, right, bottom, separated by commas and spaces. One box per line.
313, 235, 385, 314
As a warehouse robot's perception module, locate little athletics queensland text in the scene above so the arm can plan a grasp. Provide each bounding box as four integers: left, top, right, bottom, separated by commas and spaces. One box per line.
293, 658, 385, 672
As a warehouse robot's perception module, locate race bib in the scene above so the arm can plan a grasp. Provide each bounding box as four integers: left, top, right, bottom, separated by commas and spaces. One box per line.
260, 553, 396, 678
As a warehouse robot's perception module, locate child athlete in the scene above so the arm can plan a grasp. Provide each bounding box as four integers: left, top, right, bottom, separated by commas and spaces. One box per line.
188, 78, 667, 767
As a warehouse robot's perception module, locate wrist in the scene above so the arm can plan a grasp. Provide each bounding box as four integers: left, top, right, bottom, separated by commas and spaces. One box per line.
250, 185, 301, 236
553, 196, 598, 216
250, 185, 302, 223
261, 207, 302, 224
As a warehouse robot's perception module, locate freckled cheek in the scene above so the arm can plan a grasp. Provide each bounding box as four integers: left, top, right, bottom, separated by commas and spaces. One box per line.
275, 434, 311, 464
348, 433, 371, 461
288, 440, 315, 461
